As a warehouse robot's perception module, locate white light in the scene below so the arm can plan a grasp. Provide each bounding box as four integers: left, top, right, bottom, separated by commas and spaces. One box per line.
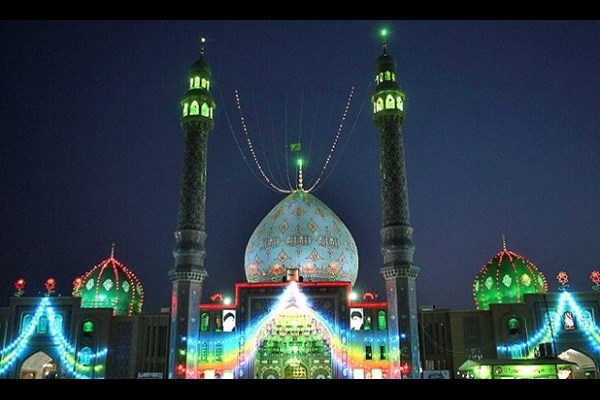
350, 292, 358, 301
223, 297, 232, 305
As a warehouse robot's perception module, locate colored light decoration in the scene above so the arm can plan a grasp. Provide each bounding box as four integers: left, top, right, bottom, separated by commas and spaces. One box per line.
590, 271, 600, 291
380, 28, 389, 39
72, 277, 83, 297
45, 278, 56, 296
223, 296, 232, 305
210, 293, 224, 303
363, 292, 378, 301
0, 297, 107, 378
556, 271, 569, 291
14, 278, 26, 297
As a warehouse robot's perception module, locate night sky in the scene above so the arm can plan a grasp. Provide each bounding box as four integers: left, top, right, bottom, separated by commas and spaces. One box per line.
1, 20, 599, 313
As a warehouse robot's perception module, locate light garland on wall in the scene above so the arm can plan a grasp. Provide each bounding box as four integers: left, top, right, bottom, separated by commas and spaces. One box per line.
496, 290, 600, 355
0, 297, 108, 379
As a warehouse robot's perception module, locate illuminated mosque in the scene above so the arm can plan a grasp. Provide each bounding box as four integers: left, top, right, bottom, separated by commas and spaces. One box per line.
1, 35, 600, 380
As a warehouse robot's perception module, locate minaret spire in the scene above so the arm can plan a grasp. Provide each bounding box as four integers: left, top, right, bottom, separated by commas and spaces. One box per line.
372, 30, 421, 379
502, 234, 507, 251
168, 39, 216, 379
200, 37, 206, 59
110, 242, 115, 259
297, 158, 304, 191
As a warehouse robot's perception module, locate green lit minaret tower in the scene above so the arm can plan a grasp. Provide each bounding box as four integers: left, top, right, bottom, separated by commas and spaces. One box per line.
372, 30, 421, 379
168, 38, 216, 379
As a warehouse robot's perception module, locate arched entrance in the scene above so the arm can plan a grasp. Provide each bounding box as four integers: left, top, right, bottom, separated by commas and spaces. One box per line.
20, 351, 58, 379
558, 348, 597, 379
253, 285, 334, 379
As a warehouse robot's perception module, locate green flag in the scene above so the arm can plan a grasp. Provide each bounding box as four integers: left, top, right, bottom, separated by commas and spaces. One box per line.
289, 143, 302, 152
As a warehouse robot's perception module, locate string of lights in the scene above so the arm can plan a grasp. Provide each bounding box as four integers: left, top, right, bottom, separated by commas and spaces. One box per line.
0, 297, 108, 378
305, 86, 355, 192
235, 90, 292, 193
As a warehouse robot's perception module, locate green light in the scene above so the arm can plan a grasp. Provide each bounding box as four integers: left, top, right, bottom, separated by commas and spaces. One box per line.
296, 158, 303, 168
380, 28, 388, 38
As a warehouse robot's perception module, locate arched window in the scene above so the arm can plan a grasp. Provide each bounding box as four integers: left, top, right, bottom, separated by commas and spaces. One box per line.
201, 103, 210, 117
200, 343, 208, 362
79, 347, 93, 366
215, 343, 223, 362
396, 96, 403, 111
21, 314, 32, 332
194, 76, 200, 89
391, 72, 396, 81
507, 317, 520, 335
375, 75, 379, 84
373, 103, 377, 114
384, 71, 391, 81
209, 107, 213, 119
190, 101, 199, 116
376, 97, 384, 112
379, 72, 384, 82
54, 314, 63, 331
377, 310, 387, 330
182, 102, 189, 117
206, 80, 210, 90
189, 78, 194, 89
200, 313, 209, 332
201, 78, 207, 88
37, 316, 48, 334
385, 95, 395, 109
83, 320, 95, 334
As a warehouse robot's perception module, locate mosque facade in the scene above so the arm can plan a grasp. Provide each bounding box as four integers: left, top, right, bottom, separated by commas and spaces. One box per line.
1, 38, 599, 380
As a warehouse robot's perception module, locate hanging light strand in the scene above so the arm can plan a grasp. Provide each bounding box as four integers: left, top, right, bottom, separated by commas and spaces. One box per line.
306, 86, 355, 192
235, 90, 291, 193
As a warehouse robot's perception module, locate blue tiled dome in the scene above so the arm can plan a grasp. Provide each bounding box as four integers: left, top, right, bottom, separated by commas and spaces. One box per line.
244, 190, 359, 286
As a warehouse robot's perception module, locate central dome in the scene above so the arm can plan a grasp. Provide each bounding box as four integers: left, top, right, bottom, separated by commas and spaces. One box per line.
244, 190, 359, 286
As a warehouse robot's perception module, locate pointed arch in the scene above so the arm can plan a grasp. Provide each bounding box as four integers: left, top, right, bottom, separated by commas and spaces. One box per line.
385, 95, 395, 109
201, 102, 210, 117
190, 101, 199, 116
384, 71, 391, 81
182, 102, 189, 117
376, 97, 384, 112
194, 76, 200, 88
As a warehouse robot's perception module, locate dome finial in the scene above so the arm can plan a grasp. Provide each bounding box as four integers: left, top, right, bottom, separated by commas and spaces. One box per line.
501, 234, 507, 251
297, 157, 304, 191
200, 37, 206, 60
379, 27, 389, 55
110, 242, 115, 259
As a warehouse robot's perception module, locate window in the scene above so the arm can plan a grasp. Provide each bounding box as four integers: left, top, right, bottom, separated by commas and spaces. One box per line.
190, 101, 199, 116
21, 314, 32, 332
384, 71, 391, 81
215, 343, 223, 362
206, 80, 210, 90
364, 316, 372, 330
200, 343, 208, 362
385, 95, 395, 109
194, 76, 200, 88
54, 314, 63, 331
201, 78, 207, 88
365, 345, 373, 360
209, 107, 213, 118
79, 347, 93, 366
391, 72, 396, 81
375, 75, 379, 84
376, 98, 384, 112
507, 317, 520, 335
37, 317, 48, 334
377, 310, 387, 330
380, 345, 387, 360
396, 96, 403, 111
83, 320, 95, 334
200, 313, 209, 332
201, 103, 210, 117
378, 72, 384, 83
189, 78, 194, 89
182, 102, 189, 117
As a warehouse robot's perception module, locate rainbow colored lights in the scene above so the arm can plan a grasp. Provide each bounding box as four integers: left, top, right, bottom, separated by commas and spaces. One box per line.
0, 297, 107, 379
192, 282, 392, 379
496, 291, 600, 356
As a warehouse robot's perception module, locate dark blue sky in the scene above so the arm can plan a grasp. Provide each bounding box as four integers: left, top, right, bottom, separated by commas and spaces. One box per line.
1, 20, 598, 312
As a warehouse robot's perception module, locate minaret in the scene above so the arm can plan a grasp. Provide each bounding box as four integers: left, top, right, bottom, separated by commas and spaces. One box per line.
371, 31, 421, 379
168, 38, 216, 379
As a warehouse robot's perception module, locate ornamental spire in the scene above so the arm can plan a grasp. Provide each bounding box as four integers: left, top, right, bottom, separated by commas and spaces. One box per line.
200, 37, 206, 60
501, 234, 507, 251
110, 242, 115, 259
